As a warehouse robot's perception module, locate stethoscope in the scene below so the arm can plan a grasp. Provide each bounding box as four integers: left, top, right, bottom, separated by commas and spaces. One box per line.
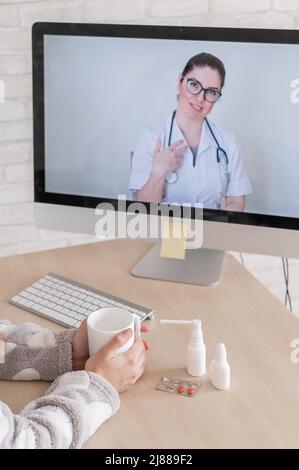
165, 110, 229, 184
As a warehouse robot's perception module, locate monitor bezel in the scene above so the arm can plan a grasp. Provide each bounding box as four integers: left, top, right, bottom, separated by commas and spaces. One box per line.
32, 22, 299, 231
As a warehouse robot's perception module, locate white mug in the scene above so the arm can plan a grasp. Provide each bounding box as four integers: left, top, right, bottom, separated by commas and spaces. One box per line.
87, 307, 141, 357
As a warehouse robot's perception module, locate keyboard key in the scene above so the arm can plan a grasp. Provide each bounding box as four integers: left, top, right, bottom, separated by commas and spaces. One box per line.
11, 295, 25, 303
39, 307, 78, 327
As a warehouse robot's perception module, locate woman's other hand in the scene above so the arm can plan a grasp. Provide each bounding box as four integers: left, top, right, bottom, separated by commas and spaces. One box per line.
72, 320, 89, 371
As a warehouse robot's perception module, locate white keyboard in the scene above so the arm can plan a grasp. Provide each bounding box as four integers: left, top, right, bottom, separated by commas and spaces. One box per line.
10, 272, 155, 328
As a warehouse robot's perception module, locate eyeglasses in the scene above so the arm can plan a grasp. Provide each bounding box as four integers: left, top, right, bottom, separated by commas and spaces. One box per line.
185, 78, 222, 103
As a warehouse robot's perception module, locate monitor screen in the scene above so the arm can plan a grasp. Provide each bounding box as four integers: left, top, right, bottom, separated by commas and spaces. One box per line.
33, 24, 299, 227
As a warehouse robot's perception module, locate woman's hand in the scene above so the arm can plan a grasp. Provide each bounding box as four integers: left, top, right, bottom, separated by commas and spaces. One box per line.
72, 320, 150, 372
151, 138, 187, 180
85, 324, 150, 393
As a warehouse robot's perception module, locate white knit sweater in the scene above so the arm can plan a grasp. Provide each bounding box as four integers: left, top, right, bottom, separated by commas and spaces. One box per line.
0, 320, 120, 449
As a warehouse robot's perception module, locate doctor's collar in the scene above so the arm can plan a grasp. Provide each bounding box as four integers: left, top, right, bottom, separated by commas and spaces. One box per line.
170, 111, 218, 151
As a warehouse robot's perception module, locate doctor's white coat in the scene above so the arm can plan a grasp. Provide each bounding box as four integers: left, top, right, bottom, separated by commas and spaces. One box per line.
129, 113, 252, 209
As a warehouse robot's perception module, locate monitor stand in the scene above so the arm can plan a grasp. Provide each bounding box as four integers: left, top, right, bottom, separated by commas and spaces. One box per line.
131, 242, 225, 286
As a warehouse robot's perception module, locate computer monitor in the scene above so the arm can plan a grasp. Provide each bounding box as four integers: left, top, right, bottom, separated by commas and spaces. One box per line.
33, 23, 299, 285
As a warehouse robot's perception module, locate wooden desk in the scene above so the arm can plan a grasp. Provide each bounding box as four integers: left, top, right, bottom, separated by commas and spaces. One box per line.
1, 240, 299, 449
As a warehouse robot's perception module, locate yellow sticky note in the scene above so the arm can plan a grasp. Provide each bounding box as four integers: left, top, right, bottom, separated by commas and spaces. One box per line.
160, 219, 187, 260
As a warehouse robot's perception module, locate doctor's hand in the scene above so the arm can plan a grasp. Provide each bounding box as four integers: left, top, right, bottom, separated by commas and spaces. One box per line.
151, 138, 187, 180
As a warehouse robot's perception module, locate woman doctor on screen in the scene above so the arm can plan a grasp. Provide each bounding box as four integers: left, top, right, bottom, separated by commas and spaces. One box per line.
128, 53, 252, 211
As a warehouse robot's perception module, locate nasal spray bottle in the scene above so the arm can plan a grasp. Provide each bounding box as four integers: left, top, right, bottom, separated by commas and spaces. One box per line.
160, 319, 206, 377
210, 343, 230, 390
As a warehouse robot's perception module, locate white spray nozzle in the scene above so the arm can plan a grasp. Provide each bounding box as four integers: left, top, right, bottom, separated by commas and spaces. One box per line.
189, 319, 203, 346
160, 319, 193, 325
191, 319, 201, 328
215, 343, 227, 363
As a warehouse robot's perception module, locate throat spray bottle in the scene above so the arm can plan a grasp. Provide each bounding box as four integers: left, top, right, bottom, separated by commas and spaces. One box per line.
160, 318, 206, 377
187, 319, 206, 377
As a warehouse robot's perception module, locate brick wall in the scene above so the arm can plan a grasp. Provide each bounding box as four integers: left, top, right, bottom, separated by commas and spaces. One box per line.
1, 0, 299, 314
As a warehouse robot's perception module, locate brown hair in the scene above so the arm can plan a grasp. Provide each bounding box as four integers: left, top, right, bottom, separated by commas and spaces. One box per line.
181, 52, 226, 88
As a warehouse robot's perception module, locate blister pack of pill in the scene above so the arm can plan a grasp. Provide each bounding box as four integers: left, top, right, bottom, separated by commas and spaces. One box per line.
155, 377, 201, 397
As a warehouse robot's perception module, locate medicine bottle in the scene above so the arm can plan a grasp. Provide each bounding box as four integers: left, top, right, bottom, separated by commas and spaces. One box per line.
210, 343, 230, 390
187, 319, 206, 376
